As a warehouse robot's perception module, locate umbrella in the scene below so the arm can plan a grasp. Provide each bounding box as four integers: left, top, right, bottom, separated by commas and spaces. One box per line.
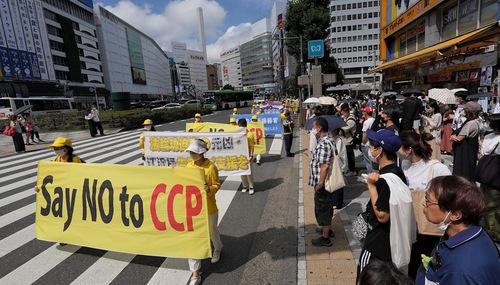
451, 88, 468, 94
304, 115, 347, 131
318, 96, 337, 105
14, 104, 33, 115
466, 92, 496, 100
401, 89, 423, 97
303, 97, 320, 104
428, 88, 457, 104
381, 91, 397, 97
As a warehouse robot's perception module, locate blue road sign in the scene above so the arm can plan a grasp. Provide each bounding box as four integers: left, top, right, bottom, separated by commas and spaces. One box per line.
308, 40, 324, 58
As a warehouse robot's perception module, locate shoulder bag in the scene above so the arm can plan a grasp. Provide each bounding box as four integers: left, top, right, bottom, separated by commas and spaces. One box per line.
324, 139, 346, 193
3, 125, 15, 136
476, 143, 500, 188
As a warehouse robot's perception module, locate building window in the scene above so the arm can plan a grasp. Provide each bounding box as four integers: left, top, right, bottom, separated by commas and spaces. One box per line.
363, 46, 368, 51
348, 58, 352, 63
363, 2, 367, 8
342, 15, 346, 21
363, 56, 367, 61
342, 4, 346, 9
369, 1, 373, 7
353, 57, 357, 62
343, 47, 347, 52
347, 15, 351, 20
363, 13, 367, 19
353, 14, 357, 20
369, 12, 373, 18
347, 4, 351, 9
348, 47, 352, 52
369, 24, 373, 29
374, 23, 379, 28
353, 47, 357, 52
348, 36, 352, 41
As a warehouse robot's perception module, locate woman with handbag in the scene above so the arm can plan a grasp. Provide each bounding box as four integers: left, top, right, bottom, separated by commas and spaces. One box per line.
477, 113, 500, 243
420, 101, 442, 161
9, 114, 25, 153
398, 130, 451, 279
450, 101, 482, 182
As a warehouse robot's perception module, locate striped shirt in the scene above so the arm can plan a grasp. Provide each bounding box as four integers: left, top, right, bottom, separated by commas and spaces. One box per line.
308, 134, 334, 186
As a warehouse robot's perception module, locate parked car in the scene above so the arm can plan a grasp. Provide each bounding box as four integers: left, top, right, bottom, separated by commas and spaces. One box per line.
183, 100, 201, 108
149, 100, 170, 109
152, 103, 182, 111
130, 101, 144, 109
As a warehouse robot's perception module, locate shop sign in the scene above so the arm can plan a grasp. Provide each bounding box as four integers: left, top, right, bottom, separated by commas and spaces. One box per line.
429, 61, 481, 74
428, 73, 451, 83
382, 0, 444, 39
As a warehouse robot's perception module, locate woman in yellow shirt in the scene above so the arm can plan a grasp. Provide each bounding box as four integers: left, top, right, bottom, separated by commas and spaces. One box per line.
139, 119, 156, 160
185, 139, 222, 285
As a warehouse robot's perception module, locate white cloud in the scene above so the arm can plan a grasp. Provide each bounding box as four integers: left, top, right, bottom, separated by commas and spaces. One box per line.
97, 0, 257, 63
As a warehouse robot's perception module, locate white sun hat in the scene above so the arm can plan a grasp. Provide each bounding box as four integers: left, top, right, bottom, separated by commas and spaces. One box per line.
185, 139, 208, 154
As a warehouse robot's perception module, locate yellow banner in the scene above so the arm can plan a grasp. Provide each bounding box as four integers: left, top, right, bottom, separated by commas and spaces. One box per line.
35, 161, 211, 259
186, 122, 267, 154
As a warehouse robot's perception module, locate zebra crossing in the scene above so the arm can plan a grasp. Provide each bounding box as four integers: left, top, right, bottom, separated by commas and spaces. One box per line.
0, 129, 283, 284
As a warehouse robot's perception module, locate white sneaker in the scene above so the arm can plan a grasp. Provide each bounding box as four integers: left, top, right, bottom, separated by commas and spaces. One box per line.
189, 276, 201, 285
242, 188, 248, 193
249, 188, 254, 195
211, 249, 221, 263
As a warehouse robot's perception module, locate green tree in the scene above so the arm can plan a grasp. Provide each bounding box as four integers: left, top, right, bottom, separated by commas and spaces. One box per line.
222, 84, 234, 90
284, 76, 299, 98
284, 0, 344, 88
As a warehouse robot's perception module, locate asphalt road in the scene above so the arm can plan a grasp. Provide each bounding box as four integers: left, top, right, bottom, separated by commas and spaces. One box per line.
0, 107, 299, 285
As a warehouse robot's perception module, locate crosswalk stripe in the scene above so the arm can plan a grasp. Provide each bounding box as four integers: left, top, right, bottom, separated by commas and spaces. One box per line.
70, 251, 136, 285
269, 134, 283, 155
0, 244, 79, 284
147, 263, 192, 285
0, 203, 33, 228
0, 225, 34, 259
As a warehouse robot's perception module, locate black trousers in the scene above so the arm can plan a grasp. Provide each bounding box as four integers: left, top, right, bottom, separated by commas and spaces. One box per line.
87, 120, 97, 136
346, 144, 356, 172
284, 133, 293, 154
94, 121, 104, 135
12, 132, 25, 152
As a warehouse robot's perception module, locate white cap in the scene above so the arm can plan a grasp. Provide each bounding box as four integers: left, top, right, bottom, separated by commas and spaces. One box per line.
185, 139, 208, 154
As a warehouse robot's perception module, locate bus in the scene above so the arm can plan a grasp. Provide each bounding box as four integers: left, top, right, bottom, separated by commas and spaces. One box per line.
0, 97, 76, 119
203, 90, 255, 110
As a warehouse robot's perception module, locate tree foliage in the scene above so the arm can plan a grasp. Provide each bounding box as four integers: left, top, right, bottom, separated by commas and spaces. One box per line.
284, 0, 344, 86
222, 84, 234, 90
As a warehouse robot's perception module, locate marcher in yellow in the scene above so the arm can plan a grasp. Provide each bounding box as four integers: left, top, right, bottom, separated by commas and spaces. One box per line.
232, 108, 238, 115
238, 118, 256, 194
257, 108, 265, 114
251, 104, 256, 114
251, 115, 262, 165
194, 113, 202, 123
230, 117, 237, 125
185, 139, 223, 285
139, 119, 156, 160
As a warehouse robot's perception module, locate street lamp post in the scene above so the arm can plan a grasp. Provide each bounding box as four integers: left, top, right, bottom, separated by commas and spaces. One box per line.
369, 50, 377, 93
89, 87, 99, 110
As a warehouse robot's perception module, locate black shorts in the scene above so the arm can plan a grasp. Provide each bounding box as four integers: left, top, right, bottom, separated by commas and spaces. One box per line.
314, 187, 334, 226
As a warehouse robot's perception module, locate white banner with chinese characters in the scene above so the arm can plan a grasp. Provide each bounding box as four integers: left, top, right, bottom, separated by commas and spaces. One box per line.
144, 130, 250, 176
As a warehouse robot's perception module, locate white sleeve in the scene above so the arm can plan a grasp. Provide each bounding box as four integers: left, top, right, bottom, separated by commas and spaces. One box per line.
432, 162, 452, 178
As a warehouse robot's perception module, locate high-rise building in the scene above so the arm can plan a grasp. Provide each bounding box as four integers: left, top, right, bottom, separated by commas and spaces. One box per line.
328, 0, 381, 89
206, 63, 220, 91
94, 5, 172, 100
220, 46, 241, 88
168, 41, 208, 97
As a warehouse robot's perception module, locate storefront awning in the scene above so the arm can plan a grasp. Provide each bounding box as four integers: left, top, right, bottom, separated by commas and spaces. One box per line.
370, 24, 496, 74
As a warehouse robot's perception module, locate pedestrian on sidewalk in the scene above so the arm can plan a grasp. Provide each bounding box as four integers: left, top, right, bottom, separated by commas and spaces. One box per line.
329, 127, 347, 209
185, 139, 223, 285
308, 117, 335, 246
415, 176, 500, 285
357, 129, 407, 279
360, 106, 375, 173
238, 119, 256, 195
283, 111, 294, 157
9, 114, 25, 153
25, 113, 44, 143
88, 103, 104, 136
84, 108, 97, 137
340, 105, 357, 176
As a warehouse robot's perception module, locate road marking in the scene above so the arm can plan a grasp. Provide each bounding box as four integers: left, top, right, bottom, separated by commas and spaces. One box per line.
0, 203, 33, 228
70, 251, 136, 285
147, 262, 192, 285
0, 224, 34, 259
0, 244, 78, 284
268, 134, 283, 155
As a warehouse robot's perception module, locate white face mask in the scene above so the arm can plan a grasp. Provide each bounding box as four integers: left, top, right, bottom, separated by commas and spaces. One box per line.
189, 153, 202, 161
144, 125, 152, 131
195, 118, 201, 121
437, 211, 452, 231
368, 148, 381, 162
54, 149, 66, 157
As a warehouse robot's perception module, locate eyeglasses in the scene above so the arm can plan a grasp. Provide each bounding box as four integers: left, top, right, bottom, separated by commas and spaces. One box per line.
424, 192, 439, 207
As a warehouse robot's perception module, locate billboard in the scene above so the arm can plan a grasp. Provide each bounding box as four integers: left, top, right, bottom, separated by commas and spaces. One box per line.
126, 27, 147, 85
26, 0, 48, 80
19, 0, 41, 79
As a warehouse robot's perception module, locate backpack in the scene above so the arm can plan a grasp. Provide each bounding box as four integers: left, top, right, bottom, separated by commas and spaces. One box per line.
352, 117, 364, 145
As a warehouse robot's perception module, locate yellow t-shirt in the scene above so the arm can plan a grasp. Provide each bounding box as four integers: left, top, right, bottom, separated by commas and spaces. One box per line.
52, 155, 83, 163
139, 132, 145, 155
186, 159, 220, 215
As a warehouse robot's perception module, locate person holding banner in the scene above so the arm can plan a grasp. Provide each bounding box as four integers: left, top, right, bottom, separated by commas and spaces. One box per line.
232, 108, 238, 115
238, 119, 256, 195
229, 117, 237, 125
185, 139, 223, 285
194, 113, 202, 123
139, 119, 156, 160
251, 115, 262, 165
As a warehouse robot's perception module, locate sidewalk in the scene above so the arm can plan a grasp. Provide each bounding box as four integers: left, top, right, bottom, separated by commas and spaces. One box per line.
0, 128, 122, 157
299, 128, 454, 284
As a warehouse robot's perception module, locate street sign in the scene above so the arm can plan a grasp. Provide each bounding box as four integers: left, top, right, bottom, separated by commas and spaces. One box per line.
308, 40, 324, 58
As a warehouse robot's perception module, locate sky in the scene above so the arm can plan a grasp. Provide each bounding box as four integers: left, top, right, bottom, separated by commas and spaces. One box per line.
95, 0, 282, 63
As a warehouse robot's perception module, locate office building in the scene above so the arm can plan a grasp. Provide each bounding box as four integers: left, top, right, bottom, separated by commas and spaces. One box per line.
94, 5, 172, 100
329, 0, 381, 89
220, 46, 242, 88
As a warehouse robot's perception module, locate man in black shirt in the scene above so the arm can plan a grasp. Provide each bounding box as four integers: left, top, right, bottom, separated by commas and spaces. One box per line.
357, 129, 407, 279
